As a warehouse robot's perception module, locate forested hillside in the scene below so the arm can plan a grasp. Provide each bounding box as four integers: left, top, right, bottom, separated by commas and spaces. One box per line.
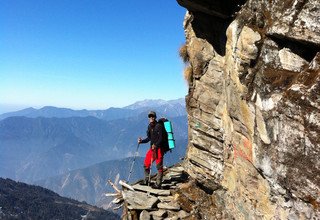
0, 178, 119, 220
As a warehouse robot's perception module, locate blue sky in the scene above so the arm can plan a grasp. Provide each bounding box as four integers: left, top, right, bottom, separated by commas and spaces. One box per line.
0, 0, 187, 113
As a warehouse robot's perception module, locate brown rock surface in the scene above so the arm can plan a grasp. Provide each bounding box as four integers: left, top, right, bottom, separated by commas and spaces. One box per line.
179, 0, 320, 218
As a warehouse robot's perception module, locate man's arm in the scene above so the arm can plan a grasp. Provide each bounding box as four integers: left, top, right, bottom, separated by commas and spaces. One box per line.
139, 137, 150, 144
138, 125, 151, 144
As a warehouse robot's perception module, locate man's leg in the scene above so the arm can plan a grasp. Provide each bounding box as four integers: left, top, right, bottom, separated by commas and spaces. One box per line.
155, 148, 164, 188
143, 148, 153, 185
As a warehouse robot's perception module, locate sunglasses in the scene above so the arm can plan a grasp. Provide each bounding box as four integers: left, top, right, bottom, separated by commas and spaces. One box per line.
148, 115, 155, 118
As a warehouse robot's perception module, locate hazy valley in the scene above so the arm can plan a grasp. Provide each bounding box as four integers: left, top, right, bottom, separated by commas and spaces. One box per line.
0, 98, 188, 208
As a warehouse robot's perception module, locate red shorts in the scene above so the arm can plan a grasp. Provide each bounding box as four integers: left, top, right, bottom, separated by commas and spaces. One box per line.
144, 147, 164, 172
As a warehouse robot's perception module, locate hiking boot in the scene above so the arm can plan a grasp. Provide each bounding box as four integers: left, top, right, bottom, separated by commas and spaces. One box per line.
140, 180, 149, 186
156, 171, 163, 187
152, 183, 161, 189
143, 166, 150, 185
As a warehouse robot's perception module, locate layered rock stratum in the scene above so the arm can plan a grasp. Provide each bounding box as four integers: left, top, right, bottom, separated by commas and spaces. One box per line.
179, 0, 320, 218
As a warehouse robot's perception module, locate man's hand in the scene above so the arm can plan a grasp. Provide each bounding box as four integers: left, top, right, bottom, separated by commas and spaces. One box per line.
138, 137, 142, 144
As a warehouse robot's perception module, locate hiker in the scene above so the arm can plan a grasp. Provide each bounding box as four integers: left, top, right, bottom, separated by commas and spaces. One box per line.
138, 111, 166, 189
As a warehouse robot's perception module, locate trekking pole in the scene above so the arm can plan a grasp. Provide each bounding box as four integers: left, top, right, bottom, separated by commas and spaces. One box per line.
127, 143, 140, 183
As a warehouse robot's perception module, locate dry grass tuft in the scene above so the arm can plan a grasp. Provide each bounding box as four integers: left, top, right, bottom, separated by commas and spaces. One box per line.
184, 65, 193, 85
179, 44, 189, 63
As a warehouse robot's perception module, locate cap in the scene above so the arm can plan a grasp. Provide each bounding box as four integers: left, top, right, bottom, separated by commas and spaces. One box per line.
148, 111, 157, 118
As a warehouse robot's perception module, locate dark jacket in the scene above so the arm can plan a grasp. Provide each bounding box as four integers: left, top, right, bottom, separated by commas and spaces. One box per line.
141, 121, 165, 148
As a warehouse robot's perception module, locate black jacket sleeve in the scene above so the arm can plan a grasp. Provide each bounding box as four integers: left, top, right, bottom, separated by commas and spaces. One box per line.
140, 125, 151, 144
140, 137, 150, 143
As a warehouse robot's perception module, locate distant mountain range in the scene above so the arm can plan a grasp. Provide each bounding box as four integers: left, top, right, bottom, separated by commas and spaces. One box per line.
0, 99, 188, 184
35, 148, 188, 208
0, 115, 187, 183
0, 98, 188, 210
0, 178, 119, 220
0, 98, 186, 121
35, 157, 146, 208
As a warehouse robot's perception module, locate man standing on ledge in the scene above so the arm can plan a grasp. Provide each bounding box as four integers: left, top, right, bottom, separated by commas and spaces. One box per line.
138, 111, 165, 189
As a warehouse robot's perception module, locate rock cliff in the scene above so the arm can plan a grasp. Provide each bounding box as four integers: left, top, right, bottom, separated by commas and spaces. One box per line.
178, 0, 320, 218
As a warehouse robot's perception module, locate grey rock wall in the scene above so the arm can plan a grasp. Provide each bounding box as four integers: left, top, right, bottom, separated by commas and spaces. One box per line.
178, 0, 320, 218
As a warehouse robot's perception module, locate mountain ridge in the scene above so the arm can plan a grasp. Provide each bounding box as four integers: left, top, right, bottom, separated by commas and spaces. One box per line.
0, 177, 119, 219
0, 104, 188, 183
35, 157, 146, 208
0, 98, 186, 121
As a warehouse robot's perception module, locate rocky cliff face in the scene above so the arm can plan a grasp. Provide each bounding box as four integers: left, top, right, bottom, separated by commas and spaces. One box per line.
178, 0, 320, 218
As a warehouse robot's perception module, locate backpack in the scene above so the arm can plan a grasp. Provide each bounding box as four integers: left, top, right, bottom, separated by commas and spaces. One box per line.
158, 118, 175, 153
